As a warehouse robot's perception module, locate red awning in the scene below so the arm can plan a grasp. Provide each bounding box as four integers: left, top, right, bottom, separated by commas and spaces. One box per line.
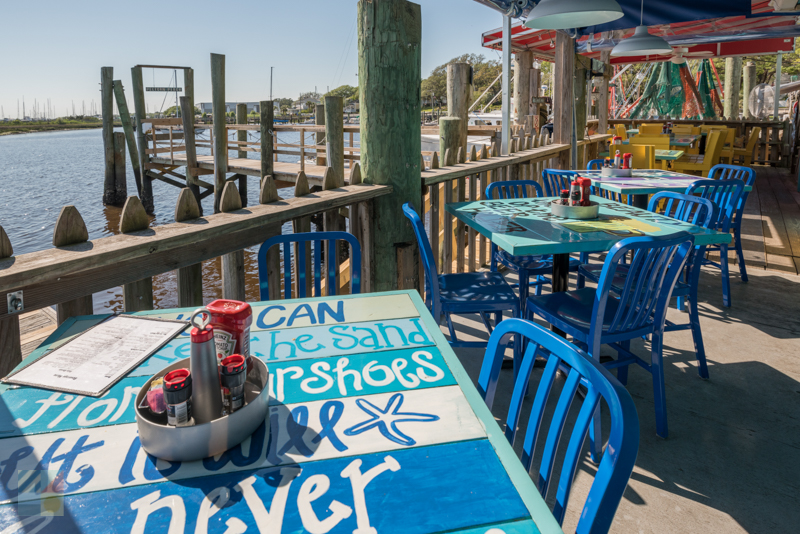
481, 1, 799, 64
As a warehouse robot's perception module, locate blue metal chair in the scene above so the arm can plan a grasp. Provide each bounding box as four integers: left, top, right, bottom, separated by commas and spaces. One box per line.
586, 159, 631, 204
257, 231, 361, 300
527, 233, 694, 441
685, 178, 745, 307
708, 164, 756, 283
478, 318, 639, 532
541, 168, 577, 196
485, 181, 580, 312
402, 203, 520, 350
579, 192, 717, 380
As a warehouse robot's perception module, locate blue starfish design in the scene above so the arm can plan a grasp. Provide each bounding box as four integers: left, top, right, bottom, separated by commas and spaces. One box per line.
344, 393, 439, 446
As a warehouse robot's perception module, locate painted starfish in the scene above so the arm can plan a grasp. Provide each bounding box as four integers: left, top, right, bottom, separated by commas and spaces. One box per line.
344, 393, 439, 446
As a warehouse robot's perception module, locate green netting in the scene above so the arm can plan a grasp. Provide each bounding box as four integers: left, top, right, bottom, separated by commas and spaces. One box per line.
629, 62, 686, 119
697, 59, 718, 119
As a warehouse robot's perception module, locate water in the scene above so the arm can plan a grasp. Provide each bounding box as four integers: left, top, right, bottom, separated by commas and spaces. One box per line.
0, 128, 357, 313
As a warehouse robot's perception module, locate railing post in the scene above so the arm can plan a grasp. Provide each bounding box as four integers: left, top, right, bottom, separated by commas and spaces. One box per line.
211, 53, 227, 213
53, 206, 93, 324
236, 103, 248, 207
447, 63, 471, 152
174, 188, 204, 307
113, 132, 128, 204
0, 225, 21, 374
219, 182, 246, 301
101, 66, 118, 206
259, 174, 282, 301
315, 103, 326, 166
119, 196, 154, 312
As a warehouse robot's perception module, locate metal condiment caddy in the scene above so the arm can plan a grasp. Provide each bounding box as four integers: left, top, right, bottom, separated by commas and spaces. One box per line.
134, 307, 270, 462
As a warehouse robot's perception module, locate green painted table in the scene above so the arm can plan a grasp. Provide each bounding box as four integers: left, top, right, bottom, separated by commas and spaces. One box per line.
446, 196, 732, 305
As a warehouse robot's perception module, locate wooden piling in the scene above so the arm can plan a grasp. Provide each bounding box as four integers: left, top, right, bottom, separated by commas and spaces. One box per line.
101, 67, 117, 206
260, 100, 274, 182
513, 51, 532, 125
598, 50, 611, 133
315, 103, 326, 166
174, 188, 204, 307
219, 182, 246, 301
553, 33, 574, 170
113, 81, 143, 204
743, 62, 756, 119
358, 0, 421, 291
112, 132, 128, 205
439, 117, 461, 166
447, 63, 471, 152
179, 96, 203, 214
324, 96, 345, 186
52, 206, 93, 323
236, 103, 248, 207
210, 53, 227, 213
130, 66, 154, 214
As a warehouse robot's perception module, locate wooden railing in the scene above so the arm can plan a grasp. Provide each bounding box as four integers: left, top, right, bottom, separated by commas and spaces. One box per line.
419, 132, 611, 275
594, 118, 794, 167
0, 178, 391, 374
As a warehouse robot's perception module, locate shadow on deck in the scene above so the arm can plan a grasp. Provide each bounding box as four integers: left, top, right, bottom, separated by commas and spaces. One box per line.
447, 264, 800, 533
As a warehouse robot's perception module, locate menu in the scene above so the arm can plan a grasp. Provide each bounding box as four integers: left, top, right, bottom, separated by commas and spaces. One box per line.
4, 315, 187, 396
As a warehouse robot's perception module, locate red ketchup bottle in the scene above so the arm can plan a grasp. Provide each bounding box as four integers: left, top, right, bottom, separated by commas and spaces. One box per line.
205, 299, 253, 371
579, 177, 592, 206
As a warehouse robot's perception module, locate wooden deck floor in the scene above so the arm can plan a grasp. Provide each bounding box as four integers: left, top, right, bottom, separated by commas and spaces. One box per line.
732, 165, 800, 275
19, 307, 57, 359
151, 153, 354, 187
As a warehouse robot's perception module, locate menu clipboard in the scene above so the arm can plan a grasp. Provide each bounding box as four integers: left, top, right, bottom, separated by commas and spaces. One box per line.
3, 314, 188, 397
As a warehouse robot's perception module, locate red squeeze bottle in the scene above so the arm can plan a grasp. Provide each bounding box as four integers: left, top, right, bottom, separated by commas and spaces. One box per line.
205, 299, 253, 371
623, 153, 632, 169
579, 177, 592, 206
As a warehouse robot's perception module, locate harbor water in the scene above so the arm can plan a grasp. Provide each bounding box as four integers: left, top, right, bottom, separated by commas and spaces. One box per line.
0, 127, 357, 312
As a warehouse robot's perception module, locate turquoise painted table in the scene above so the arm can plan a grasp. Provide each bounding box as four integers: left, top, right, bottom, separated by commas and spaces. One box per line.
582, 169, 753, 209
670, 135, 700, 147
0, 291, 562, 534
446, 196, 732, 308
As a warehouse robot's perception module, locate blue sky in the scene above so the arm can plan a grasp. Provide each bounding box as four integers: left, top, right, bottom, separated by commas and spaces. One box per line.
0, 0, 503, 118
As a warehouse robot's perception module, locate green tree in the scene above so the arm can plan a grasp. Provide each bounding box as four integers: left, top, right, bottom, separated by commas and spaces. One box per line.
325, 85, 359, 103
421, 53, 502, 110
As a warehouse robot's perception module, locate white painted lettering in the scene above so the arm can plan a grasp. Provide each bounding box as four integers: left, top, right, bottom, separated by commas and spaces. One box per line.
335, 358, 363, 396
297, 474, 353, 533
275, 366, 304, 403
391, 359, 420, 389
130, 490, 186, 534
412, 351, 446, 382
47, 396, 82, 429
77, 397, 118, 427
12, 393, 74, 429
361, 361, 394, 387
234, 468, 300, 534
340, 456, 400, 534
301, 361, 335, 394
109, 386, 140, 422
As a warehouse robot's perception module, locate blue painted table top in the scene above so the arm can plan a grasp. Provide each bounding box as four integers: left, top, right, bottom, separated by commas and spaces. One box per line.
0, 291, 561, 534
581, 169, 753, 195
446, 196, 732, 256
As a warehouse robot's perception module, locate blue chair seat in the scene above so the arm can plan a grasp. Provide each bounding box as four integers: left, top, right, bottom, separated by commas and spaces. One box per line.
439, 272, 519, 310
580, 263, 691, 297
496, 250, 581, 274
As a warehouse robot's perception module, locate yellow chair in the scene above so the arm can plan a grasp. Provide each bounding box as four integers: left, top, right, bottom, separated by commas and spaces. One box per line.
671, 130, 724, 177
719, 128, 737, 163
672, 125, 700, 135
615, 124, 628, 140
731, 127, 761, 166
639, 124, 664, 135
612, 143, 655, 169
630, 135, 671, 150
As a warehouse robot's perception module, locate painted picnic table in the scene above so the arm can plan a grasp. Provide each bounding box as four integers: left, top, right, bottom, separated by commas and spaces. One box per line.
582, 169, 753, 209
0, 291, 562, 534
446, 196, 732, 317
599, 149, 684, 169
669, 135, 700, 147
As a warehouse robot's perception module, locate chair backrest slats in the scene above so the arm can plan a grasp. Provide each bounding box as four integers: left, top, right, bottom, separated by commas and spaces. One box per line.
477, 319, 639, 533
402, 203, 441, 318
708, 164, 756, 228
257, 231, 362, 301
587, 159, 604, 170
542, 169, 577, 196
685, 178, 745, 233
485, 179, 543, 200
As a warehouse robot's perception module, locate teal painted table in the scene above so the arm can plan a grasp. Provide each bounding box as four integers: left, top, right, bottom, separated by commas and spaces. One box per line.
670, 135, 700, 147
655, 149, 684, 161
0, 291, 562, 534
446, 196, 732, 305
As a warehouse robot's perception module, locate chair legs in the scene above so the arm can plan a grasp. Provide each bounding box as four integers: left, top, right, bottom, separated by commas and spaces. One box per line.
687, 296, 709, 380
734, 230, 748, 283
720, 244, 732, 307
651, 332, 668, 439
616, 340, 630, 386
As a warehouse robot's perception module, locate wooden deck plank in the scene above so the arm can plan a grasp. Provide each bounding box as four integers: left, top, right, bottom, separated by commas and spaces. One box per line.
18, 308, 58, 359
756, 167, 794, 259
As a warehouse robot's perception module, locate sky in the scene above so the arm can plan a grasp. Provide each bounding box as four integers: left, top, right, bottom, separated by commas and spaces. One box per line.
0, 0, 504, 119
